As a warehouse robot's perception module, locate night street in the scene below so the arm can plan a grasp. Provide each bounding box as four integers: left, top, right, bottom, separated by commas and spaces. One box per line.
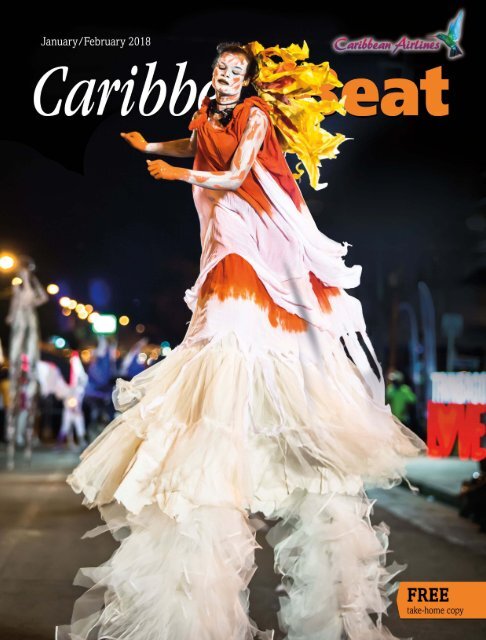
1, 450, 485, 640
0, 7, 483, 639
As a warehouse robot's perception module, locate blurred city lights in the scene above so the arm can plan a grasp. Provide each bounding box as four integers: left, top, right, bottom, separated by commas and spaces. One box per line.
80, 349, 92, 363
6, 266, 132, 335
0, 253, 16, 270
50, 335, 67, 349
92, 313, 117, 335
161, 341, 171, 357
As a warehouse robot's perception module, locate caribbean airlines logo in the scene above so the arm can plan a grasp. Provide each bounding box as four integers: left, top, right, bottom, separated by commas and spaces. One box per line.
434, 9, 465, 59
333, 9, 465, 60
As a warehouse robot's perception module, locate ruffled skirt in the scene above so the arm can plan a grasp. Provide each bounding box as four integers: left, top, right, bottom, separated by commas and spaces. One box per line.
55, 254, 427, 640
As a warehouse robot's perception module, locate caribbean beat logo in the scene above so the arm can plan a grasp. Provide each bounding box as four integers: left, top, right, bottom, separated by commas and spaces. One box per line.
33, 11, 466, 118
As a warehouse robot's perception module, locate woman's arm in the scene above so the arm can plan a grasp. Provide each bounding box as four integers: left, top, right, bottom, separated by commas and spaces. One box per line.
145, 133, 197, 158
120, 131, 196, 158
146, 139, 194, 157
146, 107, 268, 190
121, 108, 199, 158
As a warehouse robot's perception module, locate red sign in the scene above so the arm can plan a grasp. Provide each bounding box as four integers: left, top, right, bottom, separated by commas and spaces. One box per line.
427, 401, 486, 460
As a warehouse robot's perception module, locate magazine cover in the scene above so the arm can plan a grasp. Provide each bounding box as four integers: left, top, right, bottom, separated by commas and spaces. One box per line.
1, 5, 484, 640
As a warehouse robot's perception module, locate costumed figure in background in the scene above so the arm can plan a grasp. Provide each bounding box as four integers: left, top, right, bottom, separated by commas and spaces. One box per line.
57, 350, 89, 448
4, 256, 48, 469
56, 41, 427, 640
83, 335, 118, 439
37, 353, 87, 447
0, 339, 8, 441
116, 336, 149, 384
385, 370, 418, 428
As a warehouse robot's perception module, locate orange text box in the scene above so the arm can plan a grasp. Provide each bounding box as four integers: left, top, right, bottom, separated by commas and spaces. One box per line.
397, 582, 486, 618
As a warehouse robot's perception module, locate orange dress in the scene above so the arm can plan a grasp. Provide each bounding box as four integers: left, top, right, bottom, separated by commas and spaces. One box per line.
56, 96, 427, 640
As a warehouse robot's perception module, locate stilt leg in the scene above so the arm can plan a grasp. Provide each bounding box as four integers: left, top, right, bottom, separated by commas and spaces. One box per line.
266, 487, 409, 640
56, 502, 275, 640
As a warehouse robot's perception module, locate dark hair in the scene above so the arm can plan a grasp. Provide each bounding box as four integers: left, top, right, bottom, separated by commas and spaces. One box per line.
211, 41, 258, 82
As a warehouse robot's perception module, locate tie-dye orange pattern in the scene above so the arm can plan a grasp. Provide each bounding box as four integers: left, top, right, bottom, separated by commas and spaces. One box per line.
198, 253, 342, 333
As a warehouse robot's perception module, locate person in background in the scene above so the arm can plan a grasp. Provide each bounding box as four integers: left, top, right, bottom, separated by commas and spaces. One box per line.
386, 369, 417, 427
0, 354, 9, 442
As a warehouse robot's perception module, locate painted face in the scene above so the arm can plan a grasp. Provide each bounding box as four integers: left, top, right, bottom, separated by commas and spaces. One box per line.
212, 52, 249, 98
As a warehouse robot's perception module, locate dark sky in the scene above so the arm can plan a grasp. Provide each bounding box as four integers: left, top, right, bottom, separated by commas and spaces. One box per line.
0, 4, 482, 356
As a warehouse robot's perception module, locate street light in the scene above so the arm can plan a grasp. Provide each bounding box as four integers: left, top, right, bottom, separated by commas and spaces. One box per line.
92, 314, 117, 335
0, 253, 17, 271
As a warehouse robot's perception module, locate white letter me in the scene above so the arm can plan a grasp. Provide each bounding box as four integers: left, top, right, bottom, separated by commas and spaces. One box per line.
139, 62, 167, 116
33, 66, 67, 116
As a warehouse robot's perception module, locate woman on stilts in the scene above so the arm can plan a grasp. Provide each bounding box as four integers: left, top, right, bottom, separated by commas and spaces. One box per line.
56, 40, 427, 640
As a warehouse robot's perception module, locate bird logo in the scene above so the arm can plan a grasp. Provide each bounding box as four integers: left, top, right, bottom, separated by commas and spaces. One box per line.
433, 9, 465, 59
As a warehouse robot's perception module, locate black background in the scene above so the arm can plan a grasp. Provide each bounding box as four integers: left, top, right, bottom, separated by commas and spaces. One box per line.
0, 4, 481, 362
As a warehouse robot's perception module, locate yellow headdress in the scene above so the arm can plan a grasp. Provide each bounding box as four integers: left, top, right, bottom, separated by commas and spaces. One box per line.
244, 40, 349, 191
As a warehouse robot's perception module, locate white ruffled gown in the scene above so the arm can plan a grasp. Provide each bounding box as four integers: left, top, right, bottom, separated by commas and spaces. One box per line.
55, 97, 427, 640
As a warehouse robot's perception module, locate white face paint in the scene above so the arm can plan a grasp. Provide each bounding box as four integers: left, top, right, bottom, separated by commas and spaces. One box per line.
212, 52, 249, 102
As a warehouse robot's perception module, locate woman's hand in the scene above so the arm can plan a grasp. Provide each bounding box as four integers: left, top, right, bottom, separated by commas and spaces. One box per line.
120, 131, 148, 152
146, 159, 188, 181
